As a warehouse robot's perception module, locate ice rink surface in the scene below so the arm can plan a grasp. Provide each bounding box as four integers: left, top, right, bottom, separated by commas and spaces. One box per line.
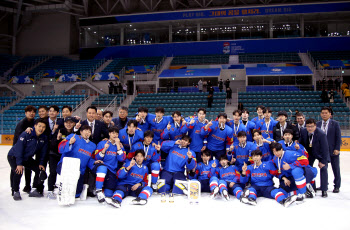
0, 145, 349, 230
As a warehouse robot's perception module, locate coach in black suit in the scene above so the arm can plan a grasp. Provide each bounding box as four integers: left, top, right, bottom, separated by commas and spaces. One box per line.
73, 105, 108, 197
299, 118, 330, 197
317, 107, 341, 193
74, 106, 108, 144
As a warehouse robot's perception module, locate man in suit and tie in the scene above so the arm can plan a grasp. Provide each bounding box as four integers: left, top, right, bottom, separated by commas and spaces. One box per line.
317, 107, 341, 193
299, 118, 330, 197
75, 106, 108, 144
296, 112, 306, 133
74, 106, 108, 197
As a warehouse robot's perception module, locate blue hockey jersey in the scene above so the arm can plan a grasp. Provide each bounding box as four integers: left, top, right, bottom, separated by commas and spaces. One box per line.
278, 140, 308, 158
161, 140, 196, 173
200, 121, 233, 151
254, 138, 274, 162
118, 128, 144, 153
227, 121, 247, 143
215, 165, 242, 183
257, 118, 278, 139
58, 134, 97, 175
94, 140, 126, 174
147, 114, 173, 143
271, 150, 309, 179
161, 122, 187, 141
182, 117, 207, 152
228, 141, 258, 171
193, 159, 219, 180
241, 161, 279, 186
240, 120, 256, 142
117, 160, 148, 186
127, 141, 161, 166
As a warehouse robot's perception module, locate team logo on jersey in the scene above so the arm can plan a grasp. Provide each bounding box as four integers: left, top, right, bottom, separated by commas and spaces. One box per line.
20, 137, 24, 141
235, 146, 238, 149
122, 135, 126, 139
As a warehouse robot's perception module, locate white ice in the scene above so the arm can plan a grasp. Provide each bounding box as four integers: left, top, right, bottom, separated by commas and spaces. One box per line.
0, 145, 349, 230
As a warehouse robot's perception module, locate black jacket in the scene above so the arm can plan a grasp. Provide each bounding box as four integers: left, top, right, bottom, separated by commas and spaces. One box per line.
299, 127, 330, 164
50, 128, 77, 156
273, 121, 300, 142
13, 117, 35, 145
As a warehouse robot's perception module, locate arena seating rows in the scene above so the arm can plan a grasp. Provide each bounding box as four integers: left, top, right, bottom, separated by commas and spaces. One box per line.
171, 54, 229, 65
239, 52, 301, 63
310, 51, 350, 62
0, 54, 20, 77
91, 94, 126, 107
26, 56, 104, 80
129, 92, 226, 120
103, 56, 164, 74
10, 56, 48, 77
0, 96, 18, 109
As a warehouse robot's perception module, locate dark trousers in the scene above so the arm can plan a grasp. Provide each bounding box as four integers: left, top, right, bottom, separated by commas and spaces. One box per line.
24, 167, 32, 187
8, 155, 43, 192
199, 179, 210, 193
309, 154, 328, 191
48, 154, 61, 191
115, 184, 144, 198
330, 155, 341, 188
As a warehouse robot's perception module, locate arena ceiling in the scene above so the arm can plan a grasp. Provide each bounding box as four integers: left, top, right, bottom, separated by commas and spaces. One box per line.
0, 0, 348, 17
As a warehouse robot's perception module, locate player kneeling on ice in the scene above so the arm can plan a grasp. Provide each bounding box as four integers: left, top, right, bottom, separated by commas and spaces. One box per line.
127, 130, 161, 192
158, 135, 196, 195
8, 118, 48, 200
270, 142, 317, 201
188, 150, 220, 196
106, 149, 153, 208
240, 149, 297, 207
209, 155, 245, 201
94, 127, 126, 203
57, 125, 102, 201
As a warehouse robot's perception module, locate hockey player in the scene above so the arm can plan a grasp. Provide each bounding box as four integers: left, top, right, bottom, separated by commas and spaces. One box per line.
189, 150, 219, 195
57, 125, 100, 198
278, 129, 308, 157
182, 108, 208, 163
146, 107, 173, 144
227, 110, 246, 144
200, 113, 233, 159
47, 116, 77, 199
93, 127, 127, 203
240, 109, 256, 142
135, 106, 150, 133
118, 120, 144, 153
8, 118, 48, 200
158, 135, 196, 194
240, 149, 298, 207
106, 149, 153, 208
161, 111, 187, 141
228, 131, 258, 171
127, 130, 161, 191
251, 105, 265, 126
252, 129, 274, 162
257, 107, 277, 139
270, 143, 317, 201
209, 155, 245, 201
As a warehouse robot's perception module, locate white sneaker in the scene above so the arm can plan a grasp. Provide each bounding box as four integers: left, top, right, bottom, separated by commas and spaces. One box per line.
47, 191, 57, 200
